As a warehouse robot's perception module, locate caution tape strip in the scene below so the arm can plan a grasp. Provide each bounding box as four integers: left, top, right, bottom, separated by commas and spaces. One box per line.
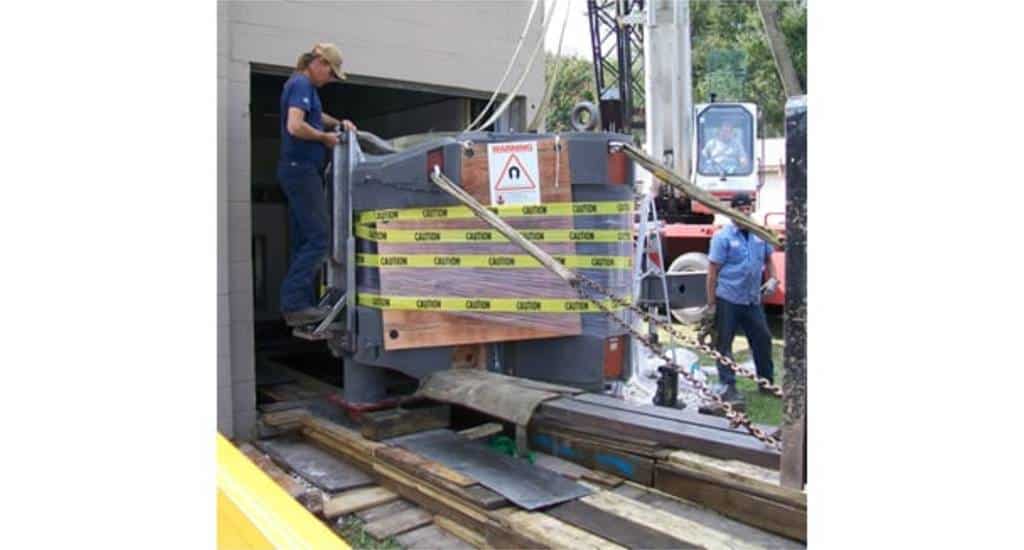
357, 293, 627, 313
355, 225, 632, 243
356, 253, 631, 270
355, 200, 633, 224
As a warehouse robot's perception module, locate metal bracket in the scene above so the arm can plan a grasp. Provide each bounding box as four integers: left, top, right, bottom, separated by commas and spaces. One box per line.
292, 291, 347, 341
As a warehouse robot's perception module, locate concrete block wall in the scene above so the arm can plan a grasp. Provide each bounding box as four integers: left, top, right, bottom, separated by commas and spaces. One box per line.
217, 0, 547, 439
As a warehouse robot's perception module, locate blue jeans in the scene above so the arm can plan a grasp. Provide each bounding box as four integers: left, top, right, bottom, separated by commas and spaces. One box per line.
277, 160, 329, 313
715, 298, 774, 386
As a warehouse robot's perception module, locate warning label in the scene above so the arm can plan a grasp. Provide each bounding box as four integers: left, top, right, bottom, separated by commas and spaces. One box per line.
487, 141, 541, 206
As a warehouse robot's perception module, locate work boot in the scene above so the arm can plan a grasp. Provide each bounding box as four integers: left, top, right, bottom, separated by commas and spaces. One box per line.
722, 384, 746, 404
698, 384, 746, 416
713, 383, 745, 404
282, 307, 329, 327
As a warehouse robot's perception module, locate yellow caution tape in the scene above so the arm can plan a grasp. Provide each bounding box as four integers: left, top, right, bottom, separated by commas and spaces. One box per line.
355, 225, 632, 243
356, 253, 631, 270
355, 200, 633, 224
357, 293, 626, 313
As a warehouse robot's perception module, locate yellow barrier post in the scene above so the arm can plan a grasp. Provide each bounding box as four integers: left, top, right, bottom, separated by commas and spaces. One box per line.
216, 434, 348, 550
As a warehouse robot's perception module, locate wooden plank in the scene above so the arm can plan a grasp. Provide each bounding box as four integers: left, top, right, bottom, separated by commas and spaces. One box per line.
364, 506, 433, 540
581, 469, 625, 488
303, 428, 372, 473
396, 523, 477, 550
614, 481, 804, 550
529, 428, 655, 485
237, 443, 306, 499
531, 419, 669, 458
458, 485, 509, 510
322, 486, 399, 519
434, 514, 487, 549
456, 422, 504, 441
370, 462, 541, 549
547, 499, 701, 549
356, 499, 413, 524
666, 449, 805, 508
374, 445, 477, 488
260, 407, 310, 430
582, 489, 762, 550
379, 308, 580, 351
303, 416, 385, 456
360, 405, 451, 441
655, 463, 806, 542
533, 451, 589, 480
494, 508, 627, 550
538, 397, 781, 469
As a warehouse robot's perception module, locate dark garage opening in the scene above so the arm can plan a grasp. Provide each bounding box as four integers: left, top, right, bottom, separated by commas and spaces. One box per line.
248, 66, 518, 389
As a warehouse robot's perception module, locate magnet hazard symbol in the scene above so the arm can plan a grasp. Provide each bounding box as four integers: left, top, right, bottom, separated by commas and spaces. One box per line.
487, 141, 541, 205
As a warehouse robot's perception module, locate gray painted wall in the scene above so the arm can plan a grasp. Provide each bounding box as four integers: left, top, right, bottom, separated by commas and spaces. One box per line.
217, 0, 546, 439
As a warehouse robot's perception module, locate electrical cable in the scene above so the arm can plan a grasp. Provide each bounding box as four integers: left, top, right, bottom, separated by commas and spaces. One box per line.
464, 0, 541, 132
469, 0, 560, 132
528, 0, 572, 132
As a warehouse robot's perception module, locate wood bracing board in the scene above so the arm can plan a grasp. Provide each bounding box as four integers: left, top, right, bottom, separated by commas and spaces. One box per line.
379, 138, 580, 350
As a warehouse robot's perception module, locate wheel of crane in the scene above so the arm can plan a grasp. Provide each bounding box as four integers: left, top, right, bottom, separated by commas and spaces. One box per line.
668, 251, 710, 325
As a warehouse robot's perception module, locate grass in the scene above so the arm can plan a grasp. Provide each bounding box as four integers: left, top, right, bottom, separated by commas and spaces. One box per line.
334, 516, 403, 550
641, 313, 785, 426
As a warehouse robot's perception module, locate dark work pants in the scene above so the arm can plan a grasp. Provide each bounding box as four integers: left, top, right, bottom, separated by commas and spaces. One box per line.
715, 297, 774, 386
277, 160, 328, 313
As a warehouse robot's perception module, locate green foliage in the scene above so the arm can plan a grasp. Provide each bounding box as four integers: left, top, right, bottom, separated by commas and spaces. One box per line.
335, 516, 403, 550
544, 0, 806, 137
543, 52, 595, 132
691, 0, 807, 136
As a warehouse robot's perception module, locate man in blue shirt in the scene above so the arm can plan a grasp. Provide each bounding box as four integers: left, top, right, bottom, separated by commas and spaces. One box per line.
704, 193, 779, 405
277, 43, 357, 326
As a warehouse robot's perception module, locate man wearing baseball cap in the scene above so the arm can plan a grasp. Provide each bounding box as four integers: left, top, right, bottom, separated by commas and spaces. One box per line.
277, 43, 357, 327
703, 192, 779, 408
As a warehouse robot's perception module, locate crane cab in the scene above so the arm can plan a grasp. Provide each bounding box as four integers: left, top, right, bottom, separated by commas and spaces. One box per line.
691, 102, 760, 210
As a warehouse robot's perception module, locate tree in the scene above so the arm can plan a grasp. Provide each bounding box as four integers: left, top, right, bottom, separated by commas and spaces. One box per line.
542, 52, 595, 132
544, 1, 806, 137
756, 0, 803, 97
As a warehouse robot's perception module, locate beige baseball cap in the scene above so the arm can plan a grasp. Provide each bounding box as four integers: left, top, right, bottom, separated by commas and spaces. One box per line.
313, 42, 346, 80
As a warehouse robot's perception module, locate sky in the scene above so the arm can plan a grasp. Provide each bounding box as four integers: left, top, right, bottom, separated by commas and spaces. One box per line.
543, 0, 595, 59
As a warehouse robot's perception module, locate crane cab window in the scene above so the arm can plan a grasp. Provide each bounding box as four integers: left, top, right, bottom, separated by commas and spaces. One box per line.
697, 106, 754, 177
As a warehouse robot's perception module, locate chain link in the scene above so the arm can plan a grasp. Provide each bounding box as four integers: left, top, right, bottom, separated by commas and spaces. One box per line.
570, 276, 781, 451
691, 318, 783, 397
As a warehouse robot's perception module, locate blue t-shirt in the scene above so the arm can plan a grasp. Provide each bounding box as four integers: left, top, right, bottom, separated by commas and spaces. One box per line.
708, 223, 773, 305
279, 73, 325, 165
